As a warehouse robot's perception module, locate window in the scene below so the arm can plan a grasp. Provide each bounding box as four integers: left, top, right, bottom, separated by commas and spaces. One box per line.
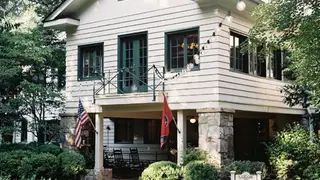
119, 33, 148, 93
115, 119, 133, 143
144, 119, 160, 144
230, 32, 248, 73
78, 43, 103, 80
269, 50, 282, 80
166, 28, 199, 71
21, 119, 27, 142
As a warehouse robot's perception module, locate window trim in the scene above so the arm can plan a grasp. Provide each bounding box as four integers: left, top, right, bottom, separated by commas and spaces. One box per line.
165, 27, 200, 72
77, 43, 104, 81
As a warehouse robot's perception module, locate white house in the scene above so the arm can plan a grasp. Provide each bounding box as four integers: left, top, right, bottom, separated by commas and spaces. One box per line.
44, 0, 304, 171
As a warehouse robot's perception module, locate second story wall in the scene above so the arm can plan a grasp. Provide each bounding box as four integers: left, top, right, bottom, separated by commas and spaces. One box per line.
63, 0, 303, 115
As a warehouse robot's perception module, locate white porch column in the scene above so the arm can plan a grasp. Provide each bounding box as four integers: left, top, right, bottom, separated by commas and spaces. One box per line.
177, 110, 187, 165
95, 113, 104, 171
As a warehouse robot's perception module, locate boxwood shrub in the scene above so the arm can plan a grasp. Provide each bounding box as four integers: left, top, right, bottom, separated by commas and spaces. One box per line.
183, 160, 219, 180
58, 151, 87, 179
38, 144, 62, 156
140, 161, 182, 180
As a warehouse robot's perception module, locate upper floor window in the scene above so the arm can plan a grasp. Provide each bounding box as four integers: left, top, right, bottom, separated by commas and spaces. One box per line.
230, 32, 248, 73
78, 43, 103, 80
230, 31, 285, 81
166, 28, 199, 71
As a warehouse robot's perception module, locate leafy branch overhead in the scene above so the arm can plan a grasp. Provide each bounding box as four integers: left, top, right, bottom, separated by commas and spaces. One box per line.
249, 0, 320, 108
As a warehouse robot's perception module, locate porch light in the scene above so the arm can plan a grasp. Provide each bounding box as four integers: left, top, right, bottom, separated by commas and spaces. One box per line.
190, 117, 197, 124
236, 0, 246, 11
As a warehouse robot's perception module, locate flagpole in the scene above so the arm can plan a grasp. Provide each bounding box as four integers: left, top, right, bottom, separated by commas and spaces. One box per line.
172, 117, 181, 134
88, 115, 98, 134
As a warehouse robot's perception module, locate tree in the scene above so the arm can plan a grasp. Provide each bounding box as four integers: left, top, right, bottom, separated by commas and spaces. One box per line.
0, 0, 66, 143
248, 0, 320, 108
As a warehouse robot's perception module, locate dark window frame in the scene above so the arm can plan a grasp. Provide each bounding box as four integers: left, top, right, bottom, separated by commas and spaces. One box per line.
114, 118, 134, 144
78, 43, 104, 81
144, 119, 161, 144
230, 31, 248, 73
165, 27, 200, 72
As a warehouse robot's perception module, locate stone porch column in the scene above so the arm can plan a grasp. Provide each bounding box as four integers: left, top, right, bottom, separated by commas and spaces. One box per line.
177, 110, 187, 165
95, 113, 104, 172
196, 108, 235, 166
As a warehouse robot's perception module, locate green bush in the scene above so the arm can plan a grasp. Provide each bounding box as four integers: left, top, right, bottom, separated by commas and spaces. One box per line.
0, 150, 35, 178
140, 161, 182, 180
181, 147, 209, 166
38, 144, 62, 156
266, 124, 320, 179
219, 161, 267, 180
183, 161, 219, 180
58, 151, 87, 179
303, 164, 320, 179
0, 143, 37, 153
27, 153, 59, 179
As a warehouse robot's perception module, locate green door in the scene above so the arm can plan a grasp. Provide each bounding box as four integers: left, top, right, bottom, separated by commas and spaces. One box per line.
119, 34, 147, 93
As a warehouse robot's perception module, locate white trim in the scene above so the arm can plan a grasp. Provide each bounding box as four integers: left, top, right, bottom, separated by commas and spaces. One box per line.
43, 18, 80, 29
46, 0, 74, 21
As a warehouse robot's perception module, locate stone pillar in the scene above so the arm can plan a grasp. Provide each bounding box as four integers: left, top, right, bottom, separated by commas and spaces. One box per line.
177, 110, 187, 165
95, 113, 104, 172
197, 108, 235, 166
59, 113, 77, 149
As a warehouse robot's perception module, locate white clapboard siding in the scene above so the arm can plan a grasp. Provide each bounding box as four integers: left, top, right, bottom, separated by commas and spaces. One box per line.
103, 118, 168, 161
62, 0, 303, 115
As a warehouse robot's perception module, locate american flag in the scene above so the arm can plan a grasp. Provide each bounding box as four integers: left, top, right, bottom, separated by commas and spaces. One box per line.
74, 99, 90, 148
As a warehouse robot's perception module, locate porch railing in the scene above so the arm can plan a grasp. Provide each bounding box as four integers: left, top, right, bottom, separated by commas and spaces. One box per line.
93, 65, 165, 103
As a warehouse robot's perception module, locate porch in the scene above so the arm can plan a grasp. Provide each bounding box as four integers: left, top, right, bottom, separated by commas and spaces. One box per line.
80, 109, 301, 178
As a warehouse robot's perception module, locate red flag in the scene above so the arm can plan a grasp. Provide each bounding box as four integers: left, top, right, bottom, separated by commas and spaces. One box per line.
160, 93, 174, 148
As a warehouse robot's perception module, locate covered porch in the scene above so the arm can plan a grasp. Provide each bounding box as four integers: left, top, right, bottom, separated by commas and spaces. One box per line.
84, 106, 302, 178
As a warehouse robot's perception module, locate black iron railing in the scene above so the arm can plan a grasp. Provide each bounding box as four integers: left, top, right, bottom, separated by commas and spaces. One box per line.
93, 65, 165, 103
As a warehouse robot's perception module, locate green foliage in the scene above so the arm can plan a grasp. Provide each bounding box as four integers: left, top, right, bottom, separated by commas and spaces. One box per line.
266, 123, 320, 179
303, 164, 320, 179
58, 151, 87, 179
249, 0, 320, 108
181, 147, 209, 166
219, 161, 267, 180
140, 161, 182, 180
26, 153, 59, 179
38, 144, 62, 156
0, 142, 37, 152
0, 150, 35, 178
183, 161, 218, 180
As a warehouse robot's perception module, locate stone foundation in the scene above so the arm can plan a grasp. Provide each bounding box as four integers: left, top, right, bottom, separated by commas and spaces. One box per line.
197, 108, 235, 166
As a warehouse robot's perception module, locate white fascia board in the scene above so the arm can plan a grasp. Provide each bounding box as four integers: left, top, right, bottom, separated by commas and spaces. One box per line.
43, 18, 79, 30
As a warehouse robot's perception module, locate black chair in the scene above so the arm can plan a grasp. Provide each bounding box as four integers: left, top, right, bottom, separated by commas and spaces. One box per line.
129, 148, 144, 170
113, 149, 126, 168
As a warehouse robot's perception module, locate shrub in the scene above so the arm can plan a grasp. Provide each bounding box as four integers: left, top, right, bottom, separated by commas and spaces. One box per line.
58, 151, 87, 179
0, 143, 37, 153
266, 123, 320, 179
140, 161, 182, 180
0, 150, 35, 178
27, 153, 59, 179
38, 144, 62, 156
219, 161, 267, 180
303, 164, 320, 179
183, 161, 219, 180
181, 147, 209, 166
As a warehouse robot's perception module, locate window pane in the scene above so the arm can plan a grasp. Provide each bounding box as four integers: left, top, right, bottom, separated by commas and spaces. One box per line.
79, 44, 103, 79
229, 32, 248, 73
115, 119, 133, 143
144, 119, 160, 144
168, 30, 199, 70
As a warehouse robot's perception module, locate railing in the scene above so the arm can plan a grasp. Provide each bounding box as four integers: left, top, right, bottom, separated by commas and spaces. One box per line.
93, 65, 165, 103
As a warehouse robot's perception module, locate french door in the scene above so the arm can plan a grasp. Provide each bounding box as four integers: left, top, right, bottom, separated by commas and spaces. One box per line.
119, 34, 148, 93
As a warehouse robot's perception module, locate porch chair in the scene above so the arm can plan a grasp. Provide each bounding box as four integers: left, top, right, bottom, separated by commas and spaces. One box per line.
113, 149, 126, 168
129, 148, 144, 170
